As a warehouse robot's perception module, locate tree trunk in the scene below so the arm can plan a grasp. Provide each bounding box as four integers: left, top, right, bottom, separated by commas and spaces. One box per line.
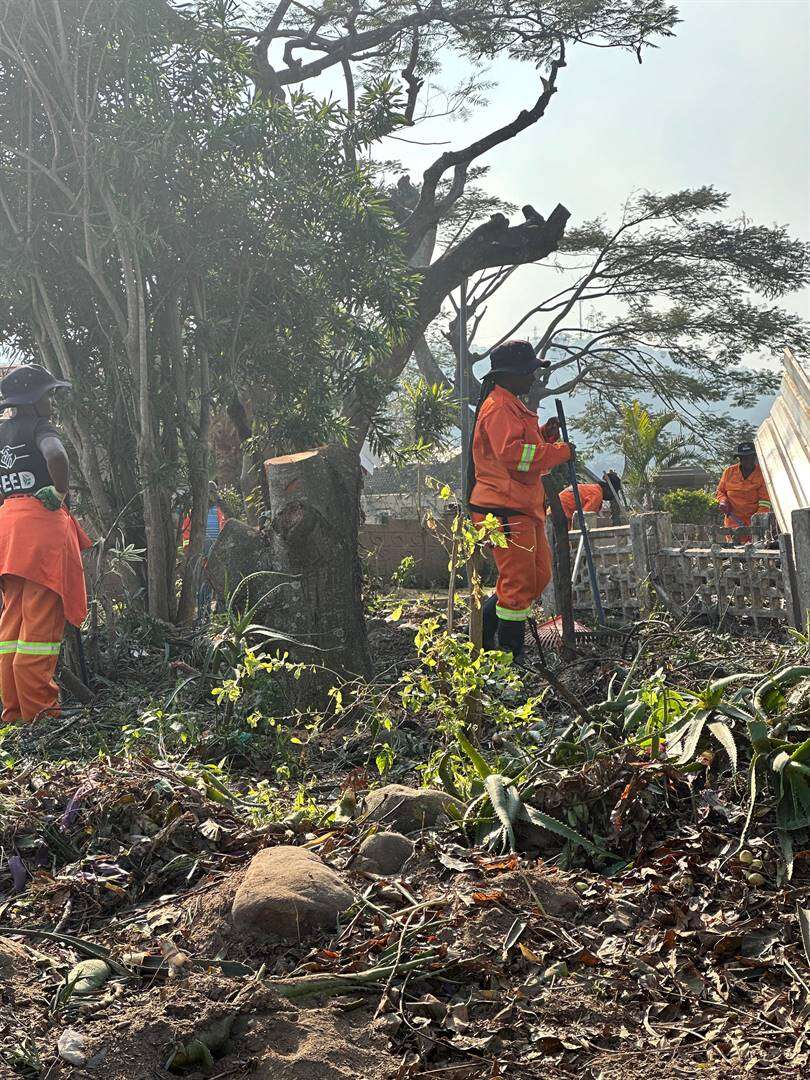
227, 397, 271, 523
265, 445, 370, 685
207, 444, 371, 705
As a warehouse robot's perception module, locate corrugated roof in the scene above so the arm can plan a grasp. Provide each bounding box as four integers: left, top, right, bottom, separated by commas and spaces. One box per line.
756, 348, 810, 537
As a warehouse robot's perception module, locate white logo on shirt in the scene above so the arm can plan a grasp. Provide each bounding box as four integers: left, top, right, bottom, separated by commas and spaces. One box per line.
0, 443, 29, 470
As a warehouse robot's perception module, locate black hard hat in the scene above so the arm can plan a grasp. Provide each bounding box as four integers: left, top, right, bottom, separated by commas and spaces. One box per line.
735, 441, 756, 456
489, 340, 548, 376
0, 364, 71, 407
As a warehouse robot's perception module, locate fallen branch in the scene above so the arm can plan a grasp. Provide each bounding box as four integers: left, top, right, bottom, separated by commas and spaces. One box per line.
269, 951, 445, 1000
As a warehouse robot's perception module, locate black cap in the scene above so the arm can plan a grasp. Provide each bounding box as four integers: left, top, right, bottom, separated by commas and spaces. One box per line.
0, 364, 71, 407
489, 340, 548, 376
735, 441, 756, 456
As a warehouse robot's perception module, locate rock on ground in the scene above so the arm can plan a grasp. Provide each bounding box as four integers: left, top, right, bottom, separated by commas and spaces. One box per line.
362, 784, 464, 834
356, 831, 414, 875
232, 846, 355, 941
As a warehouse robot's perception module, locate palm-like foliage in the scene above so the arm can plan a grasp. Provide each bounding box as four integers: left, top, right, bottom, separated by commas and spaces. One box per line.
619, 401, 692, 507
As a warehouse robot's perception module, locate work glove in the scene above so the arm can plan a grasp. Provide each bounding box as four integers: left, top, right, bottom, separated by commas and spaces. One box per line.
540, 417, 561, 442
717, 500, 730, 513
34, 485, 67, 511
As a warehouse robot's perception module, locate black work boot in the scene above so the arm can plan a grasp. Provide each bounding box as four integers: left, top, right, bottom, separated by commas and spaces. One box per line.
496, 617, 525, 659
482, 594, 498, 650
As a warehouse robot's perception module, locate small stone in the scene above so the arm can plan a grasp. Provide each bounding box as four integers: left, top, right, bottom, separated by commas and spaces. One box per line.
357, 831, 414, 875
363, 785, 464, 834
738, 850, 754, 865
232, 846, 355, 941
746, 872, 765, 888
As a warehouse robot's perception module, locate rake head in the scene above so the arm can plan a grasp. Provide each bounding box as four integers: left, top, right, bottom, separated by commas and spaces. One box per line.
531, 615, 633, 651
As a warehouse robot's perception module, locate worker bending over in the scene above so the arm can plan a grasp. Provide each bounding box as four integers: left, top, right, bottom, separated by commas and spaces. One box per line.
468, 340, 573, 659
559, 471, 622, 527
0, 365, 90, 723
716, 441, 771, 540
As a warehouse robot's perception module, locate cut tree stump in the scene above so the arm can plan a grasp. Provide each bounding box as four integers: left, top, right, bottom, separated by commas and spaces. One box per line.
207, 444, 371, 703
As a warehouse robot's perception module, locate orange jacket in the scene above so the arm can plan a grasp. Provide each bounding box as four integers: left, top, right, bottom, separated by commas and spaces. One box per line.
559, 482, 603, 526
0, 497, 92, 626
470, 385, 572, 521
716, 464, 771, 526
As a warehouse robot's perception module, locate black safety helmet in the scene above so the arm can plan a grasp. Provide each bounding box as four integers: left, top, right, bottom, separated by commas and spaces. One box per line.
488, 340, 549, 376
0, 364, 71, 407
735, 441, 756, 457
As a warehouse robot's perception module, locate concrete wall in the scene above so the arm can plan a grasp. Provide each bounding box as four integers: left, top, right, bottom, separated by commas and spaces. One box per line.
361, 517, 451, 586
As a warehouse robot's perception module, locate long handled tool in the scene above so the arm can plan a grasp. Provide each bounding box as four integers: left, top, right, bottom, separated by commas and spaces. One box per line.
555, 398, 606, 626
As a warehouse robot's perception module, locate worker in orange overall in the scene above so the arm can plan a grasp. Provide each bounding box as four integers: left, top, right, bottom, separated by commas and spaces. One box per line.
0, 365, 91, 722
467, 340, 574, 659
716, 441, 772, 541
558, 471, 623, 527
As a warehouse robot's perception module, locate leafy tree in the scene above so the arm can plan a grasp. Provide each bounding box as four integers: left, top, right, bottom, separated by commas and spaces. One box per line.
415, 189, 809, 453
0, 0, 413, 620
155, 0, 682, 451
589, 401, 693, 508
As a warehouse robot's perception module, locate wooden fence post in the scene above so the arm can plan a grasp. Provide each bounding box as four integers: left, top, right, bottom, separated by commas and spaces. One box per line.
630, 513, 653, 617
630, 512, 672, 617
790, 508, 810, 627
778, 532, 802, 629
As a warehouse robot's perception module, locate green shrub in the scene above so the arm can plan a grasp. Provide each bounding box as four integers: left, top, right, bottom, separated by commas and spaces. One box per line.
391, 554, 417, 588
661, 487, 717, 524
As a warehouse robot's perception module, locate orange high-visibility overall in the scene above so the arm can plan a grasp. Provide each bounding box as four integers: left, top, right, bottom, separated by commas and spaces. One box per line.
716, 464, 771, 530
470, 385, 571, 621
559, 482, 604, 527
0, 498, 91, 722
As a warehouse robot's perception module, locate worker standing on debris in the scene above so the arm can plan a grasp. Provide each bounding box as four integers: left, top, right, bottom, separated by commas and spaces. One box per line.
558, 471, 623, 527
716, 441, 772, 540
0, 365, 91, 723
467, 340, 573, 659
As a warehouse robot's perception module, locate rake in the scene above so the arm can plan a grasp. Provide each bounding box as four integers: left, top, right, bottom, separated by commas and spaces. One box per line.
529, 615, 636, 654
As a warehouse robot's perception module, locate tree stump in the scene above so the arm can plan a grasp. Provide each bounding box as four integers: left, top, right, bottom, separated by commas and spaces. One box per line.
207, 445, 371, 703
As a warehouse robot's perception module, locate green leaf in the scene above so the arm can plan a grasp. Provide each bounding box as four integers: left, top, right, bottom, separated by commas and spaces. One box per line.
669, 709, 710, 764
777, 830, 794, 884
484, 774, 518, 853
456, 730, 493, 779
708, 720, 737, 773
519, 804, 620, 860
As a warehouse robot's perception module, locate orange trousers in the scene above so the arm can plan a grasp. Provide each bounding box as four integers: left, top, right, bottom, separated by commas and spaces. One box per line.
473, 513, 551, 621
0, 575, 64, 723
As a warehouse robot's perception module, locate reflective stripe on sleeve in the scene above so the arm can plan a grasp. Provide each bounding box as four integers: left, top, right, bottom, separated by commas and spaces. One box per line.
16, 641, 62, 655
496, 605, 531, 621
0, 640, 19, 654
758, 500, 771, 508
516, 443, 537, 472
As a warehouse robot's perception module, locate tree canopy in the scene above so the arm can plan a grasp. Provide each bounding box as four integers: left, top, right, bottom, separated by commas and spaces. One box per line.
0, 0, 415, 617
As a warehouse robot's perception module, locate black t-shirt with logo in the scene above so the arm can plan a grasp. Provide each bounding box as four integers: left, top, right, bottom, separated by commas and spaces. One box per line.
0, 413, 59, 496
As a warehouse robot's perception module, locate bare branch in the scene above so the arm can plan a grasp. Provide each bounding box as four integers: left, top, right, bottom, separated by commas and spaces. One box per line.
405, 39, 566, 244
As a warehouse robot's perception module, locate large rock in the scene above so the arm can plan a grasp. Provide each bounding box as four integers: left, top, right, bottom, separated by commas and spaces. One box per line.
357, 831, 414, 875
363, 785, 464, 834
232, 846, 355, 941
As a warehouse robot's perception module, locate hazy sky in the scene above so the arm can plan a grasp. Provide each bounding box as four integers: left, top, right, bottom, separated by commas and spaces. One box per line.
379, 0, 810, 354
